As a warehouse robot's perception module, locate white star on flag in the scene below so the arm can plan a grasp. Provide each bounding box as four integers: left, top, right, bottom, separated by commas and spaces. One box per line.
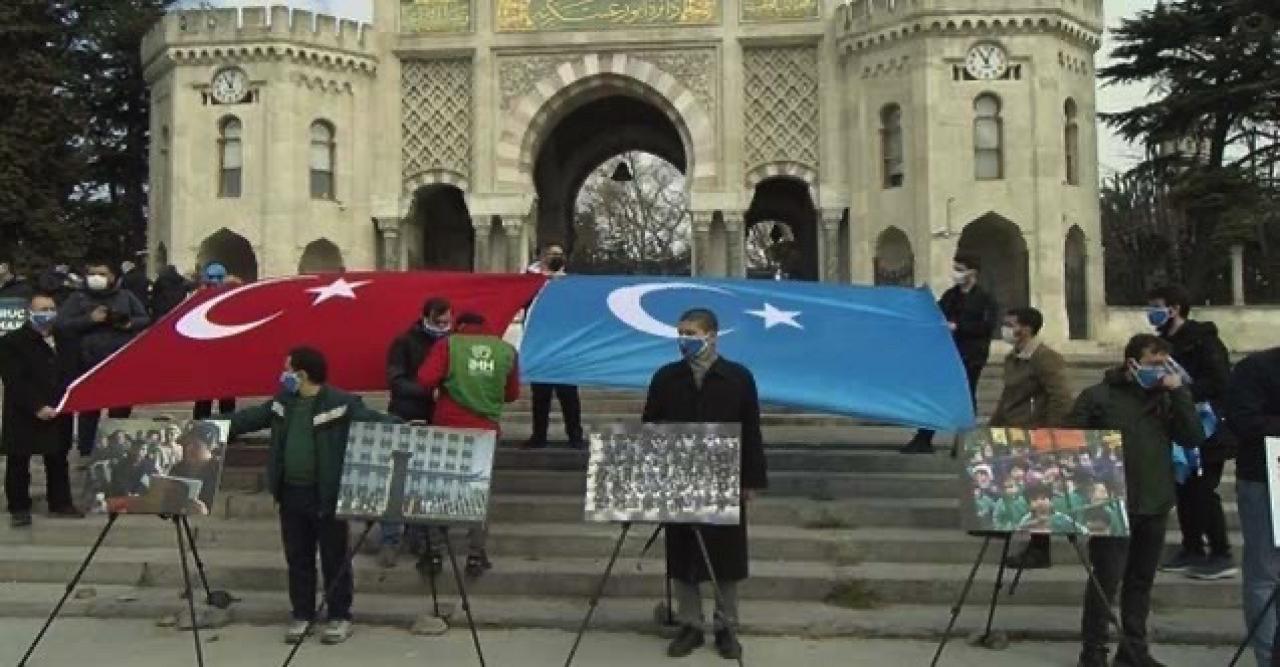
745, 302, 803, 330
306, 277, 372, 305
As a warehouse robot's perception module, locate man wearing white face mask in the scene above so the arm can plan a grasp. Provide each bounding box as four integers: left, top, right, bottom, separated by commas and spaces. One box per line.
56, 259, 150, 457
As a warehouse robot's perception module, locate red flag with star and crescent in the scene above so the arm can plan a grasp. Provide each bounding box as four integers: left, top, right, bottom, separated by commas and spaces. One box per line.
57, 272, 547, 413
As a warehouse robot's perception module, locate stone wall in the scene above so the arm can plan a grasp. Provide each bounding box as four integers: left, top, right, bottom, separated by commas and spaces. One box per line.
1100, 306, 1280, 353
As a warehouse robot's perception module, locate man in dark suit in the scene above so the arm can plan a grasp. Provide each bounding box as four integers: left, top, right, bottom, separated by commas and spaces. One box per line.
901, 254, 998, 453
0, 291, 83, 527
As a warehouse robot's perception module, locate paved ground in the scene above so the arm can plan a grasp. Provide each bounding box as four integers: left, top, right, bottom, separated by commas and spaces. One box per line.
3, 618, 1238, 667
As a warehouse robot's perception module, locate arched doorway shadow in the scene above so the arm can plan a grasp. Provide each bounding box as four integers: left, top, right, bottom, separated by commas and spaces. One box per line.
958, 213, 1029, 311
874, 226, 915, 286
405, 184, 474, 271
299, 238, 345, 273
1065, 225, 1088, 339
745, 177, 819, 281
197, 228, 258, 282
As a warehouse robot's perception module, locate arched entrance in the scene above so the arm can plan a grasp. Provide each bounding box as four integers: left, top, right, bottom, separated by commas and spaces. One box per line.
197, 228, 258, 282
745, 177, 819, 281
1065, 225, 1089, 339
874, 226, 915, 286
533, 91, 690, 275
958, 213, 1029, 311
404, 184, 473, 271
298, 238, 345, 273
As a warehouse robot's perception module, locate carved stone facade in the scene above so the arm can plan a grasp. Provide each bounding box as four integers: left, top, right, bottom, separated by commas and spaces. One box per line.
743, 45, 820, 175
497, 48, 716, 114
402, 58, 473, 186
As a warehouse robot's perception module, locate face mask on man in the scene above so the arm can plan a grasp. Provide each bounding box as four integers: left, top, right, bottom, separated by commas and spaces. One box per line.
951, 270, 969, 286
422, 320, 451, 337
1000, 326, 1018, 345
279, 371, 302, 395
86, 274, 110, 291
29, 310, 56, 332
678, 335, 709, 360
1129, 361, 1169, 390
1146, 307, 1172, 329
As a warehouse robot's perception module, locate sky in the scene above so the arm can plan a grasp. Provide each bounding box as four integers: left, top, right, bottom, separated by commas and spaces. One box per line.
179, 0, 1158, 174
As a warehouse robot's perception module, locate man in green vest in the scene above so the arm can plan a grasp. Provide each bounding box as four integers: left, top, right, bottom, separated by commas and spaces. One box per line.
417, 312, 520, 577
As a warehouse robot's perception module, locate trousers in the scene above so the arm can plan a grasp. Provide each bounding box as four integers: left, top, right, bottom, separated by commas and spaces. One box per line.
530, 383, 583, 443
673, 579, 739, 631
278, 484, 353, 621
1080, 512, 1167, 659
5, 448, 73, 514
1174, 460, 1231, 556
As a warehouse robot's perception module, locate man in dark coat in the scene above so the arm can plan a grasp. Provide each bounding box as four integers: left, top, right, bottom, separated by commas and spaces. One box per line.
1146, 284, 1236, 580
0, 291, 83, 527
56, 259, 150, 456
642, 308, 767, 660
119, 260, 151, 311
150, 264, 192, 319
902, 253, 998, 453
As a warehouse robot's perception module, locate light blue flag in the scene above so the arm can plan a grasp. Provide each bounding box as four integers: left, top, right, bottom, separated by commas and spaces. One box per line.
520, 276, 975, 432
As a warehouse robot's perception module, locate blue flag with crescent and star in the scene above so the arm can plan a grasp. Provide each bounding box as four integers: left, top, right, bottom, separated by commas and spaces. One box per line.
519, 276, 975, 432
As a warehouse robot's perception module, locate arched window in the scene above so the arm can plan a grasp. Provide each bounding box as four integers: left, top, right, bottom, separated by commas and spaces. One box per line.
218, 117, 242, 197
1064, 98, 1080, 186
310, 120, 335, 200
880, 104, 904, 188
973, 94, 1003, 180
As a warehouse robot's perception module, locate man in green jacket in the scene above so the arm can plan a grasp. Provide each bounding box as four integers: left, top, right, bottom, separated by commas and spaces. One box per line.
228, 346, 395, 646
1069, 334, 1205, 667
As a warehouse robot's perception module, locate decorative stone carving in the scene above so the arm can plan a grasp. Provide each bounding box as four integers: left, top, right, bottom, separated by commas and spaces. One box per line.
691, 211, 715, 277
471, 215, 493, 273
743, 46, 819, 174
820, 211, 842, 283
722, 211, 745, 278
497, 49, 716, 112
402, 59, 473, 183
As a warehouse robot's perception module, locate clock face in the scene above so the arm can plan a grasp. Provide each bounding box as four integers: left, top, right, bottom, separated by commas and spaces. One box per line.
965, 43, 1009, 80
211, 68, 248, 105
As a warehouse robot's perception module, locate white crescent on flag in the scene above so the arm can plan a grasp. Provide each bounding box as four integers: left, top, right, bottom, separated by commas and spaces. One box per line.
605, 282, 735, 339
174, 276, 310, 341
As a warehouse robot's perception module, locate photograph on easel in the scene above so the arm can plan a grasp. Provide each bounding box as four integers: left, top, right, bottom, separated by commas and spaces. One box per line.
583, 423, 742, 525
335, 423, 496, 525
960, 428, 1129, 537
83, 418, 229, 516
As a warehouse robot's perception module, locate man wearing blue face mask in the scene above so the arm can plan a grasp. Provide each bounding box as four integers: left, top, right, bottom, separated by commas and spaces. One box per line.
1068, 334, 1205, 667
227, 346, 397, 646
0, 291, 83, 527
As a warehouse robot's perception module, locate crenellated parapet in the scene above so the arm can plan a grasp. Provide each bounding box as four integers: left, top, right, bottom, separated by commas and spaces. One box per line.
835, 0, 1104, 55
142, 6, 378, 82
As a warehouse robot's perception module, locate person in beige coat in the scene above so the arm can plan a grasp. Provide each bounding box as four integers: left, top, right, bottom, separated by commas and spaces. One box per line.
989, 307, 1074, 569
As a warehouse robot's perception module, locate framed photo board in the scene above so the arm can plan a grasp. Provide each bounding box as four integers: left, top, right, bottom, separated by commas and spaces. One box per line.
86, 419, 229, 516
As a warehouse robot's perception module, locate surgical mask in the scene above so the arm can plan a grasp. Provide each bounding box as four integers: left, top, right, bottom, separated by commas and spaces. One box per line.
1146, 307, 1171, 329
1133, 364, 1168, 390
29, 311, 56, 331
86, 274, 109, 291
422, 320, 450, 337
1000, 326, 1017, 345
951, 270, 969, 285
678, 335, 708, 359
279, 371, 301, 395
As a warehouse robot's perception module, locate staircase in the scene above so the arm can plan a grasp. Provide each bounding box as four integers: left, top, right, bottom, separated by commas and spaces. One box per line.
0, 355, 1246, 642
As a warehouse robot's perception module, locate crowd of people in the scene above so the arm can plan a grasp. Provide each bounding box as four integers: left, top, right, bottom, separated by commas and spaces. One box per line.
3, 248, 1280, 664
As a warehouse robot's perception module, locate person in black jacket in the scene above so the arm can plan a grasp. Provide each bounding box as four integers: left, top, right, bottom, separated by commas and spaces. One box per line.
0, 261, 34, 300
377, 297, 452, 568
1146, 285, 1237, 580
643, 308, 767, 661
150, 264, 192, 320
56, 260, 151, 457
1225, 347, 1280, 667
901, 254, 998, 453
119, 260, 151, 312
0, 291, 84, 526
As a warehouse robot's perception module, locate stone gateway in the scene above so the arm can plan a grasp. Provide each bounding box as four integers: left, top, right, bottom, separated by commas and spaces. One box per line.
142, 0, 1105, 343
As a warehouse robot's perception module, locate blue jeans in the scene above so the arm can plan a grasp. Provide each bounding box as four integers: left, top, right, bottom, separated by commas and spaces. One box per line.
1238, 479, 1280, 666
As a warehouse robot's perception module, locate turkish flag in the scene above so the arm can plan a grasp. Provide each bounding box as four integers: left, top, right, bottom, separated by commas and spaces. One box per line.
57, 272, 547, 413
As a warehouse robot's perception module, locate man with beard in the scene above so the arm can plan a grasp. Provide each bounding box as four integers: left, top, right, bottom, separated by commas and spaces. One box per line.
56, 260, 150, 457
642, 308, 768, 660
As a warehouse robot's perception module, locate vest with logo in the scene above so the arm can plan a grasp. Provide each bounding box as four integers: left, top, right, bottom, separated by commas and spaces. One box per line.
443, 334, 516, 421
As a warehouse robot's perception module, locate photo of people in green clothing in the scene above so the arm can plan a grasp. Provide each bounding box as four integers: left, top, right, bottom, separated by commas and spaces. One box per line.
963, 428, 1129, 537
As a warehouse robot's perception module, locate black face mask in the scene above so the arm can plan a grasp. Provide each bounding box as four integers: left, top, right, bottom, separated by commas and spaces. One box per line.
547, 257, 565, 272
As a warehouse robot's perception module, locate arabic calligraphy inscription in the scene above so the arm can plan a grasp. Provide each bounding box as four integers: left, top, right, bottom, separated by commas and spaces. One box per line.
741, 0, 818, 22
402, 0, 472, 33
497, 0, 718, 32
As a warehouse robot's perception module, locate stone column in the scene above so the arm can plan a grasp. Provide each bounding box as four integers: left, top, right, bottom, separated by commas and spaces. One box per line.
820, 209, 843, 282
1231, 243, 1245, 306
471, 215, 492, 273
691, 211, 714, 277
722, 211, 746, 278
373, 217, 402, 270
502, 218, 525, 273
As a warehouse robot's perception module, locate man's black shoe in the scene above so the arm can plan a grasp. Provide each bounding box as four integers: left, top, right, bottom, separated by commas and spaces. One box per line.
714, 628, 742, 660
1005, 544, 1051, 570
1075, 650, 1107, 667
667, 625, 704, 658
899, 439, 933, 454
10, 513, 32, 528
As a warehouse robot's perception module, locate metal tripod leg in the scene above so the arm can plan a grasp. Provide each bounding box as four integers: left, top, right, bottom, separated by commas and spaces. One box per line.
422, 526, 441, 618
442, 526, 487, 667
564, 522, 632, 667
930, 534, 993, 667
1230, 585, 1279, 667
977, 534, 1014, 641
174, 516, 205, 667
18, 513, 118, 667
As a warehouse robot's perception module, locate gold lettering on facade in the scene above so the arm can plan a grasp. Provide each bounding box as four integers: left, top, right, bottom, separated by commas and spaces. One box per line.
498, 0, 717, 31
402, 0, 472, 33
741, 0, 817, 22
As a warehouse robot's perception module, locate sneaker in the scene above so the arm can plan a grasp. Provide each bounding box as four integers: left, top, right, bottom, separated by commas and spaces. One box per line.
284, 619, 310, 644
1187, 554, 1239, 580
377, 543, 399, 568
10, 513, 33, 528
519, 438, 547, 450
1159, 549, 1203, 573
666, 625, 705, 657
48, 506, 85, 519
898, 436, 933, 454
1005, 543, 1051, 570
321, 619, 352, 645
714, 628, 742, 660
465, 552, 492, 578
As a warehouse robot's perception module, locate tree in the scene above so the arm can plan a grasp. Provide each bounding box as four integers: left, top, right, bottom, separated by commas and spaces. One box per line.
572, 152, 692, 275
0, 2, 86, 270
1100, 0, 1280, 302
